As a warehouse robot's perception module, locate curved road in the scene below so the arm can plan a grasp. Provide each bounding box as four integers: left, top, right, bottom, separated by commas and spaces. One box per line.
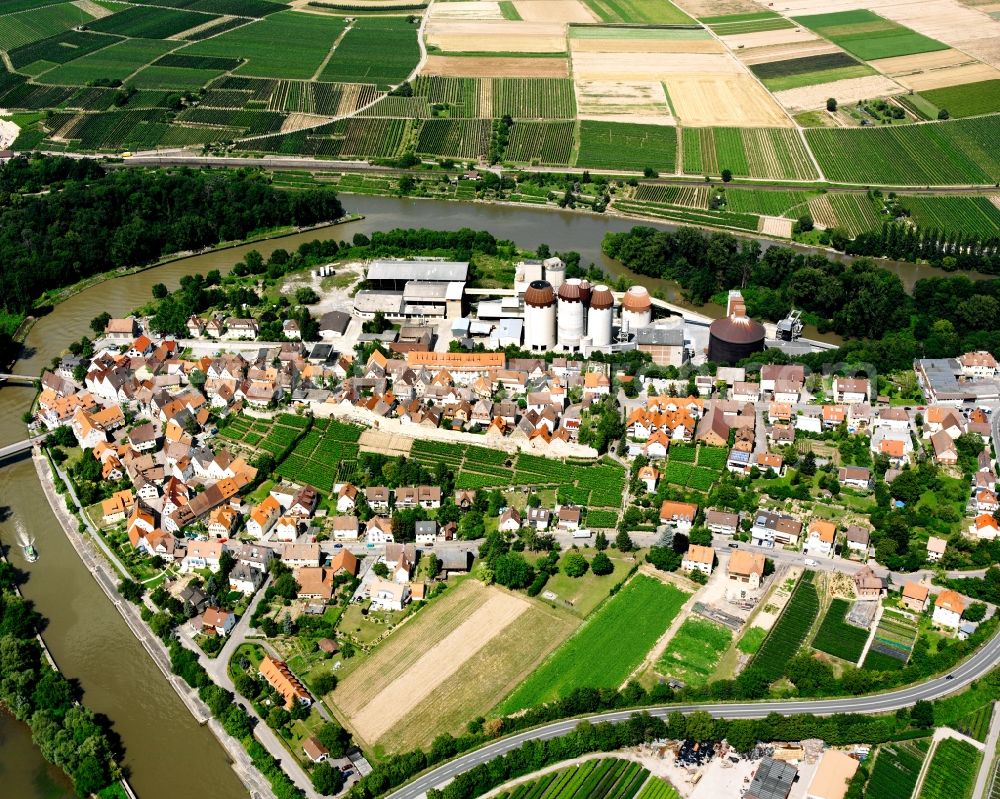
386, 628, 1000, 799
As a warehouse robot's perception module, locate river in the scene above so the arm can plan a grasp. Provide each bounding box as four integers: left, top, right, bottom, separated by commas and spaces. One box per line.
0, 192, 991, 796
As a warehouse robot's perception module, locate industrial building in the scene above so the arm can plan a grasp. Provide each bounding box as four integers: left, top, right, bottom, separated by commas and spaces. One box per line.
523, 280, 557, 351
621, 286, 653, 332
746, 757, 798, 799
353, 259, 468, 321
635, 324, 687, 367
708, 290, 766, 364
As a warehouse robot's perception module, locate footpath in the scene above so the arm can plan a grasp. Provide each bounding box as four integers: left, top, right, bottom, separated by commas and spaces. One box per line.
33, 449, 279, 799
973, 703, 1000, 799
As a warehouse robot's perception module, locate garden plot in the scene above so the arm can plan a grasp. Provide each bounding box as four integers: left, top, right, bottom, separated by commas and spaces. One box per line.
422, 55, 569, 78
513, 0, 596, 23
429, 0, 505, 19
574, 80, 674, 125
774, 74, 905, 112
425, 19, 567, 52
666, 74, 792, 128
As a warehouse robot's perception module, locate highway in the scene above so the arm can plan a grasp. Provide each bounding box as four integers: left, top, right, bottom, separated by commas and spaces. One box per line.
386, 626, 1000, 799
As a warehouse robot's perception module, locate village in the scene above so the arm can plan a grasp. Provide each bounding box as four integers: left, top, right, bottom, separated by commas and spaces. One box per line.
25, 253, 1000, 799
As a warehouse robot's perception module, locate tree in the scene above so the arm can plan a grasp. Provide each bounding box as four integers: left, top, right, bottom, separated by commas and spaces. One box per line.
493, 552, 534, 589
826, 97, 837, 112
595, 531, 608, 551
591, 551, 614, 576
151, 282, 168, 299
89, 312, 111, 334
295, 287, 320, 304
647, 546, 681, 572
912, 699, 933, 727
937, 108, 949, 120
267, 706, 290, 729
372, 562, 389, 579
964, 602, 987, 622
799, 451, 817, 477
615, 529, 634, 552
686, 710, 715, 741
311, 671, 338, 696
315, 722, 351, 757
721, 168, 733, 183
312, 762, 345, 795
726, 718, 758, 752
562, 551, 589, 578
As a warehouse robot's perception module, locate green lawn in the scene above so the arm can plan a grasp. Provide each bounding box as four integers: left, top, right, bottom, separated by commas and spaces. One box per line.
497, 574, 689, 713
534, 548, 638, 618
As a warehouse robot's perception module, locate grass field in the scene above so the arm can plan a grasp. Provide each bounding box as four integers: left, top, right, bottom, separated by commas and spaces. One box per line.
0, 2, 95, 50
334, 580, 577, 751
38, 38, 177, 85
184, 10, 346, 78
577, 121, 676, 172
805, 116, 1000, 185
580, 0, 694, 24
917, 738, 981, 799
318, 17, 419, 88
811, 597, 869, 663
920, 80, 1000, 119
655, 618, 731, 687
794, 10, 948, 61
497, 574, 689, 713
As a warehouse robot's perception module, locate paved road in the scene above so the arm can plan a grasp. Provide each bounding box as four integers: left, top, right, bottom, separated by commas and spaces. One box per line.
387, 626, 1000, 799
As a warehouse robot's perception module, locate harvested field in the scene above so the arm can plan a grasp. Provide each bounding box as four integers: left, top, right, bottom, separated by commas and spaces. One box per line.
358, 428, 413, 456
422, 55, 569, 77
680, 0, 759, 15
870, 49, 974, 76
759, 215, 794, 237
513, 0, 596, 22
575, 80, 673, 124
336, 581, 573, 749
572, 51, 742, 81
570, 37, 722, 54
774, 74, 905, 112
426, 20, 567, 52
720, 26, 823, 52
666, 73, 792, 127
429, 1, 505, 19
897, 62, 1000, 91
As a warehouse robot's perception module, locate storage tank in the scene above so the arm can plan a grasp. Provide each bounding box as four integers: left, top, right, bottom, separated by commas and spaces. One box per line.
621, 286, 652, 332
588, 285, 614, 347
708, 290, 766, 364
543, 257, 565, 291
557, 279, 586, 352
523, 280, 556, 351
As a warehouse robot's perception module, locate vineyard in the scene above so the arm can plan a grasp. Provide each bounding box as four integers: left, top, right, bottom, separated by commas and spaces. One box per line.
660, 444, 725, 492
0, 2, 96, 51
38, 38, 176, 86
498, 575, 689, 713
491, 79, 576, 120
917, 738, 981, 799
827, 194, 884, 236
902, 196, 1000, 238
722, 188, 812, 217
417, 119, 492, 160
577, 121, 676, 172
492, 759, 659, 799
704, 11, 793, 35
749, 572, 820, 681
273, 417, 361, 491
863, 739, 930, 799
87, 5, 219, 39
805, 116, 1000, 185
811, 598, 869, 663
920, 79, 1000, 119
318, 17, 420, 88
505, 121, 575, 166
683, 127, 819, 181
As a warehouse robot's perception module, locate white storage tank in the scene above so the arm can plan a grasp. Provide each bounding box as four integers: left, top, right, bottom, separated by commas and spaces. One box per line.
523, 280, 556, 351
557, 279, 586, 352
621, 285, 652, 332
588, 285, 614, 347
543, 257, 565, 291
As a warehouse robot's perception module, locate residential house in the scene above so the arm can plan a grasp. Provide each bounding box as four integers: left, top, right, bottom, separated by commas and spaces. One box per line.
369, 578, 411, 611
329, 549, 359, 577
854, 566, 885, 600
726, 550, 766, 606
804, 520, 836, 558
415, 520, 439, 544
229, 562, 264, 595
838, 466, 872, 490
303, 738, 330, 765
933, 589, 965, 629
238, 543, 274, 573
365, 486, 391, 512
287, 485, 319, 518
901, 582, 930, 612
280, 543, 321, 569
498, 508, 521, 533
959, 350, 998, 378
751, 510, 802, 548
525, 506, 551, 530
844, 525, 870, 556
332, 515, 360, 541
101, 489, 134, 525
659, 501, 698, 532
128, 422, 158, 452
246, 496, 281, 539
970, 514, 999, 540
682, 544, 713, 575
181, 540, 228, 573
833, 377, 870, 404
931, 430, 958, 465
336, 483, 358, 513
927, 536, 947, 562
259, 655, 311, 708
191, 607, 236, 636
975, 490, 999, 514
207, 505, 239, 540
394, 486, 441, 509
706, 509, 739, 536
454, 489, 476, 510
273, 516, 301, 542
365, 517, 394, 544
755, 452, 785, 475
638, 465, 660, 493
295, 567, 334, 601
557, 505, 582, 531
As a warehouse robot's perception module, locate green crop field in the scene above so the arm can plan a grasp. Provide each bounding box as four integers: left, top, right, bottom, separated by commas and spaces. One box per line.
0, 2, 96, 50
655, 618, 731, 687
635, 778, 680, 799
8, 30, 120, 71
749, 52, 874, 92
497, 575, 689, 713
917, 738, 981, 799
130, 65, 227, 90
38, 38, 177, 85
577, 121, 676, 172
864, 739, 930, 799
184, 10, 346, 78
811, 598, 869, 663
794, 10, 948, 61
580, 0, 694, 24
683, 127, 818, 180
494, 759, 656, 799
416, 118, 492, 160
505, 120, 575, 165
723, 188, 812, 216
705, 11, 793, 35
318, 17, 419, 88
749, 572, 819, 681
920, 80, 1000, 119
491, 78, 576, 120
903, 195, 1000, 237
827, 193, 883, 235
806, 116, 1000, 185
87, 5, 219, 39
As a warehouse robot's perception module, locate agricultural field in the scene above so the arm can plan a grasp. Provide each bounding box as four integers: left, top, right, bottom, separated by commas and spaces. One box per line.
704, 11, 794, 36
183, 10, 347, 79
580, 0, 694, 24
614, 200, 761, 232
505, 120, 575, 165
920, 80, 1000, 118
722, 188, 813, 216
332, 580, 576, 751
659, 444, 725, 492
826, 193, 884, 236
273, 418, 360, 491
864, 609, 919, 668
793, 10, 948, 61
493, 759, 658, 799
863, 739, 930, 799
416, 118, 492, 160
917, 738, 981, 799
749, 572, 819, 682
318, 17, 420, 88
491, 78, 577, 120
635, 779, 680, 799
805, 116, 1000, 185
749, 52, 874, 92
497, 574, 689, 713
951, 704, 994, 742
0, 2, 96, 51
576, 121, 676, 172
811, 598, 869, 663
655, 618, 732, 687
37, 38, 178, 86
683, 127, 818, 181
902, 195, 1000, 237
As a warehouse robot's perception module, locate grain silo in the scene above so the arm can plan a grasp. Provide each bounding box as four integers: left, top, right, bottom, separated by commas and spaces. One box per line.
557, 278, 587, 352
543, 257, 565, 290
621, 285, 652, 332
588, 285, 614, 347
523, 280, 556, 351
707, 290, 766, 364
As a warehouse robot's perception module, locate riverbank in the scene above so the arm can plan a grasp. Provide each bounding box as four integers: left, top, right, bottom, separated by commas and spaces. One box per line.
32, 448, 279, 799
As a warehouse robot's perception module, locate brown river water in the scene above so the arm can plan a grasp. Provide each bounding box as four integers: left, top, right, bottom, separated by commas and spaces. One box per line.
0, 193, 989, 797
